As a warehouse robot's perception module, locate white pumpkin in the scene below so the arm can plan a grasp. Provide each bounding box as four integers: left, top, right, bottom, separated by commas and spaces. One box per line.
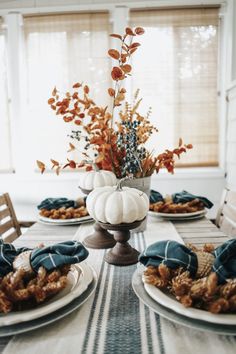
79, 170, 117, 190
86, 182, 149, 224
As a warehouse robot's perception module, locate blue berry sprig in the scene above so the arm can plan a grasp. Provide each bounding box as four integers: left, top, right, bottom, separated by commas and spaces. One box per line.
117, 119, 149, 176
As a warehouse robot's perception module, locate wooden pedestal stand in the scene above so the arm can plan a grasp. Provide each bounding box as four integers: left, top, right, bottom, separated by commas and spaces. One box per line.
80, 187, 116, 249
98, 219, 143, 266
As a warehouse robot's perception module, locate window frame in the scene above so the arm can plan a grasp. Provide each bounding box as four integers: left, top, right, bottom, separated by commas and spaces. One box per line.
0, 0, 233, 181
0, 16, 13, 173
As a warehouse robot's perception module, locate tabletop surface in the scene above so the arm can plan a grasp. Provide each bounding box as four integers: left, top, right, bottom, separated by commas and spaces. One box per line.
1, 215, 235, 354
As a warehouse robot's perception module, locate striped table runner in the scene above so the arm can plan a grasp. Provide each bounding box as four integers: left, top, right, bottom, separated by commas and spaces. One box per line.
2, 218, 236, 354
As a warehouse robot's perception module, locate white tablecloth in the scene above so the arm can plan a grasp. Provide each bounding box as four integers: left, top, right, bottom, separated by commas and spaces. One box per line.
2, 218, 236, 354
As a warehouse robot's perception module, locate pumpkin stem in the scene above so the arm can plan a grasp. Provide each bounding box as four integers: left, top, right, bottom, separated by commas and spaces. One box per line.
116, 175, 134, 191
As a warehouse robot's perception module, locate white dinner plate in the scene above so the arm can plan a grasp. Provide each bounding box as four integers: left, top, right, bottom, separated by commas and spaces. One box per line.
0, 262, 94, 326
0, 272, 97, 337
38, 214, 93, 225
143, 276, 236, 325
148, 209, 206, 220
132, 268, 236, 335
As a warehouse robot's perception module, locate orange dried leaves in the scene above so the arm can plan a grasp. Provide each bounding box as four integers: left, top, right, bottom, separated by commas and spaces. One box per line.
121, 64, 132, 73
63, 159, 77, 169
125, 27, 136, 36
155, 143, 193, 174
108, 49, 120, 60
111, 67, 124, 81
37, 160, 45, 174
108, 88, 115, 97
47, 83, 95, 124
41, 26, 192, 177
135, 27, 145, 35
108, 27, 144, 86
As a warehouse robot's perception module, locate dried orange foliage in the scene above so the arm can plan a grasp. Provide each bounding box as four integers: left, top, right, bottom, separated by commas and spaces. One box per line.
40, 27, 192, 177
37, 160, 45, 174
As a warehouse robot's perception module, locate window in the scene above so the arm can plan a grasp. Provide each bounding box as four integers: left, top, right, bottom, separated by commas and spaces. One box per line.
130, 7, 219, 167
0, 18, 12, 172
22, 12, 110, 169
0, 7, 223, 174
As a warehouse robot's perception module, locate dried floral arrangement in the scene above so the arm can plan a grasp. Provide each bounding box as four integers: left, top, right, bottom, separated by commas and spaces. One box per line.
143, 244, 236, 314
37, 27, 192, 178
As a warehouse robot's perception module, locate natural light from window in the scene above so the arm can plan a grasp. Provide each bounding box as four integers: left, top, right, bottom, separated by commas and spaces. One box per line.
130, 8, 219, 167
0, 8, 220, 174
21, 13, 110, 171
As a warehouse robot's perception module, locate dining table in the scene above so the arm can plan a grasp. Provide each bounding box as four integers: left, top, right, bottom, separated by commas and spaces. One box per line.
0, 214, 236, 354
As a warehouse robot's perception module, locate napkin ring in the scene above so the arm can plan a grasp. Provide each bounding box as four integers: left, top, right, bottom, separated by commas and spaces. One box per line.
195, 251, 215, 278
13, 251, 34, 273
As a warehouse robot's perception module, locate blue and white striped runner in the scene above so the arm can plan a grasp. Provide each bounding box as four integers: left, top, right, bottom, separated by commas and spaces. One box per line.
3, 219, 236, 354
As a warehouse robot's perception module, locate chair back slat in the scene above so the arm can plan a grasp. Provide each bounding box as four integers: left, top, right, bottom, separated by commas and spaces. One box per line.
226, 191, 236, 205
0, 208, 10, 221
0, 193, 21, 242
0, 195, 6, 206
3, 230, 20, 243
215, 188, 228, 227
216, 189, 236, 237
223, 204, 236, 223
0, 219, 15, 235
220, 217, 236, 238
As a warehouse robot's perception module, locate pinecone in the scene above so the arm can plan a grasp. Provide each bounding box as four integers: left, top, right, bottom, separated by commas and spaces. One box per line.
220, 279, 236, 299
172, 271, 192, 296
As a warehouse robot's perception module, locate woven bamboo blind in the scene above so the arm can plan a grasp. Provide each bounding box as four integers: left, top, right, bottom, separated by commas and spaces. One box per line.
23, 13, 110, 167
130, 8, 219, 167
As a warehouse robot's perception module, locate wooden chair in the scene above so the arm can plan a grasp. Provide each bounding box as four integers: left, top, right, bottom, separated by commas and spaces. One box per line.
0, 193, 22, 243
216, 188, 236, 237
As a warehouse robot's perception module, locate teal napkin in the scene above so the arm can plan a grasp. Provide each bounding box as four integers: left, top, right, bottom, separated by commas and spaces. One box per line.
172, 190, 213, 209
149, 190, 213, 209
213, 240, 236, 283
139, 240, 197, 276
0, 240, 89, 277
37, 198, 77, 210
149, 190, 164, 204
0, 241, 29, 276
31, 241, 88, 272
139, 239, 236, 284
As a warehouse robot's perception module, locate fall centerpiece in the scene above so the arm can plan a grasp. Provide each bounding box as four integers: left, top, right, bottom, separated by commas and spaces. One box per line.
37, 26, 192, 180
37, 26, 192, 249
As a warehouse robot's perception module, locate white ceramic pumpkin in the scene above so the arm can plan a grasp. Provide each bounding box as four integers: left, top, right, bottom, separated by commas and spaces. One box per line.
79, 170, 117, 191
86, 180, 149, 224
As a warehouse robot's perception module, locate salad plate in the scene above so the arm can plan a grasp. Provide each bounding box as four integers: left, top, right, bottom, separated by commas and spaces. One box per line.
132, 267, 236, 335
38, 214, 93, 225
143, 277, 236, 325
0, 262, 94, 326
0, 271, 97, 337
148, 209, 206, 220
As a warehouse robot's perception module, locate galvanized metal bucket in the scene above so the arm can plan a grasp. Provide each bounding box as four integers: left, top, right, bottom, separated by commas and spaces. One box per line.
121, 176, 151, 232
